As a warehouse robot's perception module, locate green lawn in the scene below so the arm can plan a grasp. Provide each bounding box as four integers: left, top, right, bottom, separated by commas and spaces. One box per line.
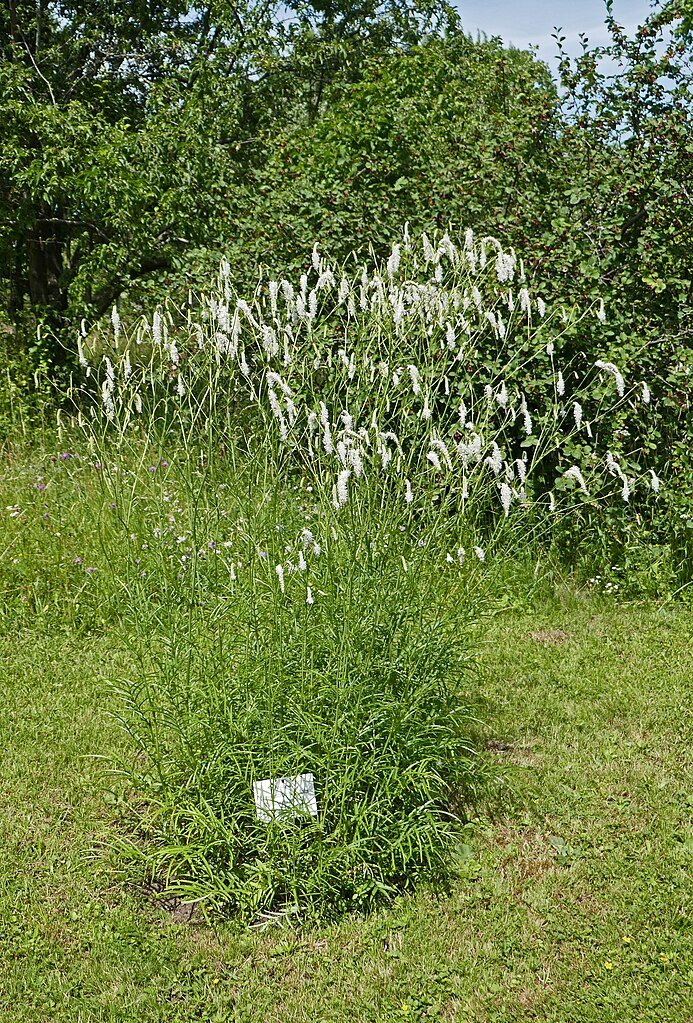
0, 600, 690, 1022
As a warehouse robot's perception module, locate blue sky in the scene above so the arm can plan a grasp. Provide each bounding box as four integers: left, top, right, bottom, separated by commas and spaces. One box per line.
457, 1, 654, 62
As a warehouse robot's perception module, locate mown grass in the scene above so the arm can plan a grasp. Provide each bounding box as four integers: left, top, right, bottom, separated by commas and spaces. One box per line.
1, 598, 690, 1022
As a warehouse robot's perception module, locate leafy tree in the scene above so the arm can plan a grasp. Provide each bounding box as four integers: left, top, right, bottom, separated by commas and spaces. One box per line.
0, 0, 449, 364
237, 33, 559, 270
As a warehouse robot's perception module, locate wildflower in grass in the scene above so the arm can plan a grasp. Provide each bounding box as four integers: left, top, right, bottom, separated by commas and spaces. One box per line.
564, 465, 589, 494
430, 439, 452, 470
597, 298, 606, 322
348, 447, 364, 478
557, 371, 565, 396
298, 550, 307, 571
495, 250, 515, 283
275, 563, 285, 593
520, 397, 532, 435
407, 365, 421, 395
649, 469, 661, 493
335, 469, 350, 508
268, 387, 286, 428
515, 457, 527, 483
387, 244, 401, 279
392, 295, 405, 327
537, 297, 546, 317
457, 547, 465, 564
262, 325, 279, 358
573, 402, 583, 428
519, 287, 531, 313
495, 381, 508, 407
322, 421, 333, 455
404, 479, 413, 504
606, 452, 630, 501
422, 233, 435, 262
306, 585, 314, 605
546, 341, 554, 356
111, 304, 121, 340
595, 360, 625, 397
176, 376, 185, 398
152, 310, 162, 346
485, 442, 503, 476
316, 269, 334, 291
440, 232, 456, 261
500, 481, 512, 516
101, 381, 115, 420
237, 299, 258, 328
474, 546, 485, 561
421, 394, 432, 420
457, 433, 482, 467
459, 401, 467, 428
427, 451, 442, 472
642, 382, 651, 404
77, 338, 89, 368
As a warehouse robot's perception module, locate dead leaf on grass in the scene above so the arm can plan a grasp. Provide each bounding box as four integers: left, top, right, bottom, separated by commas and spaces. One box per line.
530, 629, 570, 646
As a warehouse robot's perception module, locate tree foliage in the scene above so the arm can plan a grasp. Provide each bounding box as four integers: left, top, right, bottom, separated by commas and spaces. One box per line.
0, 0, 452, 361
0, 0, 691, 407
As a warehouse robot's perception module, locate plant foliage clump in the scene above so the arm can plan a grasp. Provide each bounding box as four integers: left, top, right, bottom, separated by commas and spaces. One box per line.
68, 228, 666, 919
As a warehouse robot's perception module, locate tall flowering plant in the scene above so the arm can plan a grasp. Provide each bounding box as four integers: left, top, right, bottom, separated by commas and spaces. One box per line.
70, 229, 661, 919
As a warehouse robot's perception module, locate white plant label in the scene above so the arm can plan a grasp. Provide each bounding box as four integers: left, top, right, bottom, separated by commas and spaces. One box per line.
253, 773, 318, 823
